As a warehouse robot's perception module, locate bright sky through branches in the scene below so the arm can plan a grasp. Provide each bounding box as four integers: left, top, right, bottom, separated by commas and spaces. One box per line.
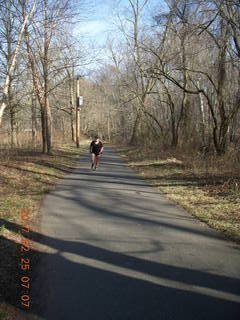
77, 0, 167, 46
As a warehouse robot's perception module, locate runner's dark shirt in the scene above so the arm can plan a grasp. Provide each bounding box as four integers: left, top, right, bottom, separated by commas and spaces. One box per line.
90, 141, 103, 155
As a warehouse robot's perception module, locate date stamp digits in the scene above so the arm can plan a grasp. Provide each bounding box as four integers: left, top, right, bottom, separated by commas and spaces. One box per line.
19, 208, 32, 309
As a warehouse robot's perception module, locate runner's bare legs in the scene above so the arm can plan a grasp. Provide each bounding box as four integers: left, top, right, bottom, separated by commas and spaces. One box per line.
91, 154, 95, 170
91, 154, 100, 170
95, 155, 100, 167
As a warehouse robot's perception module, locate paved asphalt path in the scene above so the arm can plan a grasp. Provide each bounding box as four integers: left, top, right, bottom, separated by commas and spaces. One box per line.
31, 147, 240, 320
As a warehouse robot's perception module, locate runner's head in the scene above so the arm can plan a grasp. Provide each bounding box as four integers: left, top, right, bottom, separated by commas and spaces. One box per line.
94, 135, 99, 142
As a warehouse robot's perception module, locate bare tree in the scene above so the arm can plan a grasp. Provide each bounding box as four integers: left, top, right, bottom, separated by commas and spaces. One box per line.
0, 0, 36, 125
25, 0, 83, 153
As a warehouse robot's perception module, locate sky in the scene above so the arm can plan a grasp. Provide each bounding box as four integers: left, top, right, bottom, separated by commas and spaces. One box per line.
76, 0, 167, 46
75, 0, 167, 72
77, 1, 112, 45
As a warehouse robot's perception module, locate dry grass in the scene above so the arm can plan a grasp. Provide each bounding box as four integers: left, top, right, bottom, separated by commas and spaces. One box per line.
118, 145, 240, 243
0, 139, 88, 320
0, 144, 87, 221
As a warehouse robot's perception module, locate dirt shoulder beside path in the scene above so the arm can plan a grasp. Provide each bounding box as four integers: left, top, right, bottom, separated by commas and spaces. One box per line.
0, 143, 87, 320
118, 146, 240, 244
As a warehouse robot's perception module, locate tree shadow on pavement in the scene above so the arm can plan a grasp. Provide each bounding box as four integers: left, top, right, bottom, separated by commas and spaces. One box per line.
0, 219, 240, 320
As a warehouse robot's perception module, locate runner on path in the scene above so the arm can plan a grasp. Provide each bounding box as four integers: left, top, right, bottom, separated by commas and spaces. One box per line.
90, 136, 104, 170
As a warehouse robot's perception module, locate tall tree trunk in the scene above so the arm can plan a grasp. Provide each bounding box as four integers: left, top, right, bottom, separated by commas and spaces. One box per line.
215, 18, 229, 155
161, 80, 179, 147
41, 104, 47, 153
130, 112, 140, 145
0, 0, 36, 125
43, 0, 52, 154
180, 30, 190, 140
31, 93, 37, 146
46, 97, 52, 153
10, 107, 17, 148
171, 114, 178, 147
70, 112, 75, 142
199, 89, 206, 145
8, 79, 17, 148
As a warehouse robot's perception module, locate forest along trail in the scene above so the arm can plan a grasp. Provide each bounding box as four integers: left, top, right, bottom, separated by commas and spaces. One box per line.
32, 147, 240, 320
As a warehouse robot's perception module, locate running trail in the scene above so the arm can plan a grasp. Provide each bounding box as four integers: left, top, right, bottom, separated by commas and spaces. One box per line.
31, 147, 240, 320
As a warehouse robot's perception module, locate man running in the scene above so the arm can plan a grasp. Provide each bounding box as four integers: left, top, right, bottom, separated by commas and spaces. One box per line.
90, 136, 104, 170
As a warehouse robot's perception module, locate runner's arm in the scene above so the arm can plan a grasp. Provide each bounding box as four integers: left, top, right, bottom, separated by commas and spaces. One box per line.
89, 142, 93, 153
